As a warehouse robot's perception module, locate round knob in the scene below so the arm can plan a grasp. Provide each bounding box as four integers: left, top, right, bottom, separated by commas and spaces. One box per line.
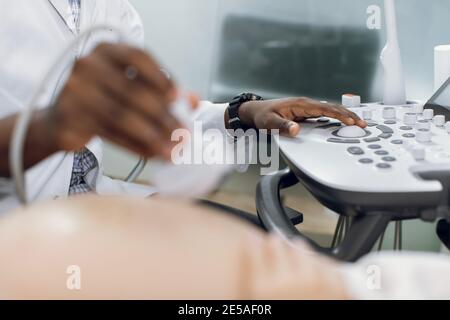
411, 147, 426, 161
383, 107, 396, 119
403, 113, 418, 126
336, 126, 367, 138
416, 129, 432, 143
417, 120, 431, 131
362, 110, 373, 120
342, 94, 361, 108
423, 109, 434, 120
433, 115, 446, 127
411, 103, 424, 114
446, 121, 450, 134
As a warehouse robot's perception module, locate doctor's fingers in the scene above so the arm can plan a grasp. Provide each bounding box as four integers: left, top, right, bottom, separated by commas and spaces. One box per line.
94, 43, 176, 103
322, 104, 366, 127
261, 113, 301, 137
59, 108, 165, 159
74, 55, 183, 136
72, 84, 175, 159
289, 99, 365, 127
316, 104, 366, 127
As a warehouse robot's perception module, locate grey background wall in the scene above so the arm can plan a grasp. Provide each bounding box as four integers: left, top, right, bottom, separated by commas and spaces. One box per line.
129, 0, 220, 97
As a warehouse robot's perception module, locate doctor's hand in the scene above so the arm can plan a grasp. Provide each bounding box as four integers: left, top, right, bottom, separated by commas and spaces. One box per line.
236, 97, 367, 137
46, 43, 185, 159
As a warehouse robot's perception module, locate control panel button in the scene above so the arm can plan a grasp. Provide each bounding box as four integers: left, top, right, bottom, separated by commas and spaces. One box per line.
400, 126, 413, 131
403, 113, 418, 126
417, 120, 431, 131
391, 140, 403, 145
411, 103, 424, 114
382, 107, 396, 119
367, 122, 378, 127
382, 156, 396, 162
377, 163, 392, 169
347, 147, 365, 155
364, 137, 381, 143
416, 129, 432, 143
327, 138, 360, 144
336, 126, 367, 138
368, 144, 382, 150
384, 120, 397, 125
342, 94, 361, 108
363, 110, 373, 120
433, 115, 446, 127
423, 109, 434, 120
378, 133, 393, 139
359, 158, 374, 164
376, 125, 394, 134
375, 150, 389, 156
403, 133, 416, 138
411, 147, 426, 161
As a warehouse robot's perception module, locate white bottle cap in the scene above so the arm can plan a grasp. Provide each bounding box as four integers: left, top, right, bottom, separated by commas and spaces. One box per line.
417, 120, 431, 131
423, 109, 435, 121
416, 129, 432, 143
383, 107, 396, 119
403, 113, 418, 126
342, 94, 361, 108
411, 103, 424, 114
433, 115, 446, 127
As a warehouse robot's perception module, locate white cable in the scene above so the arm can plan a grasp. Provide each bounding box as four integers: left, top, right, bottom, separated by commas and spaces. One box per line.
10, 25, 129, 205
125, 158, 148, 183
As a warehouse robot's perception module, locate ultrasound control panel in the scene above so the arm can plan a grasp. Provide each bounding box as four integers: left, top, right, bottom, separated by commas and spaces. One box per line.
276, 80, 450, 201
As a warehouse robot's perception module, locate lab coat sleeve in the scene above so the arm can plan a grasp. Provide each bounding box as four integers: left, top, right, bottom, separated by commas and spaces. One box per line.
192, 101, 229, 133
117, 0, 145, 48
340, 252, 450, 299
191, 101, 254, 172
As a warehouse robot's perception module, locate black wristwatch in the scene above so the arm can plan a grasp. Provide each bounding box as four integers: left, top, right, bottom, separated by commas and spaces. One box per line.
227, 93, 263, 131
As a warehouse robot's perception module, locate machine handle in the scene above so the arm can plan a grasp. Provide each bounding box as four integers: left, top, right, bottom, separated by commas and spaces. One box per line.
256, 169, 391, 262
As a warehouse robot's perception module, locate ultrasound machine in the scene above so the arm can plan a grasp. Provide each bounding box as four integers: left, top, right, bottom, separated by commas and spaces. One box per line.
256, 0, 450, 261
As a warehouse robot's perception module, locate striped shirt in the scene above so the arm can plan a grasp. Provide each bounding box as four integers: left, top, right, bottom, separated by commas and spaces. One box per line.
69, 149, 98, 195
68, 0, 81, 32
67, 0, 99, 195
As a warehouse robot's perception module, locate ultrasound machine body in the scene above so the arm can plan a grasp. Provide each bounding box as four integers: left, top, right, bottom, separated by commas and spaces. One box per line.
257, 81, 450, 262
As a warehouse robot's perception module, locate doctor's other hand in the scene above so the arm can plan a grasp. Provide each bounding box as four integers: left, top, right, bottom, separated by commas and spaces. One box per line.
46, 43, 184, 159
237, 97, 367, 137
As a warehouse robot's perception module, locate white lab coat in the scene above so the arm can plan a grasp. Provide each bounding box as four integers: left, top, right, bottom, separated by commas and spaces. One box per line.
0, 0, 229, 213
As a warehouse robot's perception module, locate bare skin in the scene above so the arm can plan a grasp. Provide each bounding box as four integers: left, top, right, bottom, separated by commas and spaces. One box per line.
233, 97, 367, 136
0, 196, 350, 300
